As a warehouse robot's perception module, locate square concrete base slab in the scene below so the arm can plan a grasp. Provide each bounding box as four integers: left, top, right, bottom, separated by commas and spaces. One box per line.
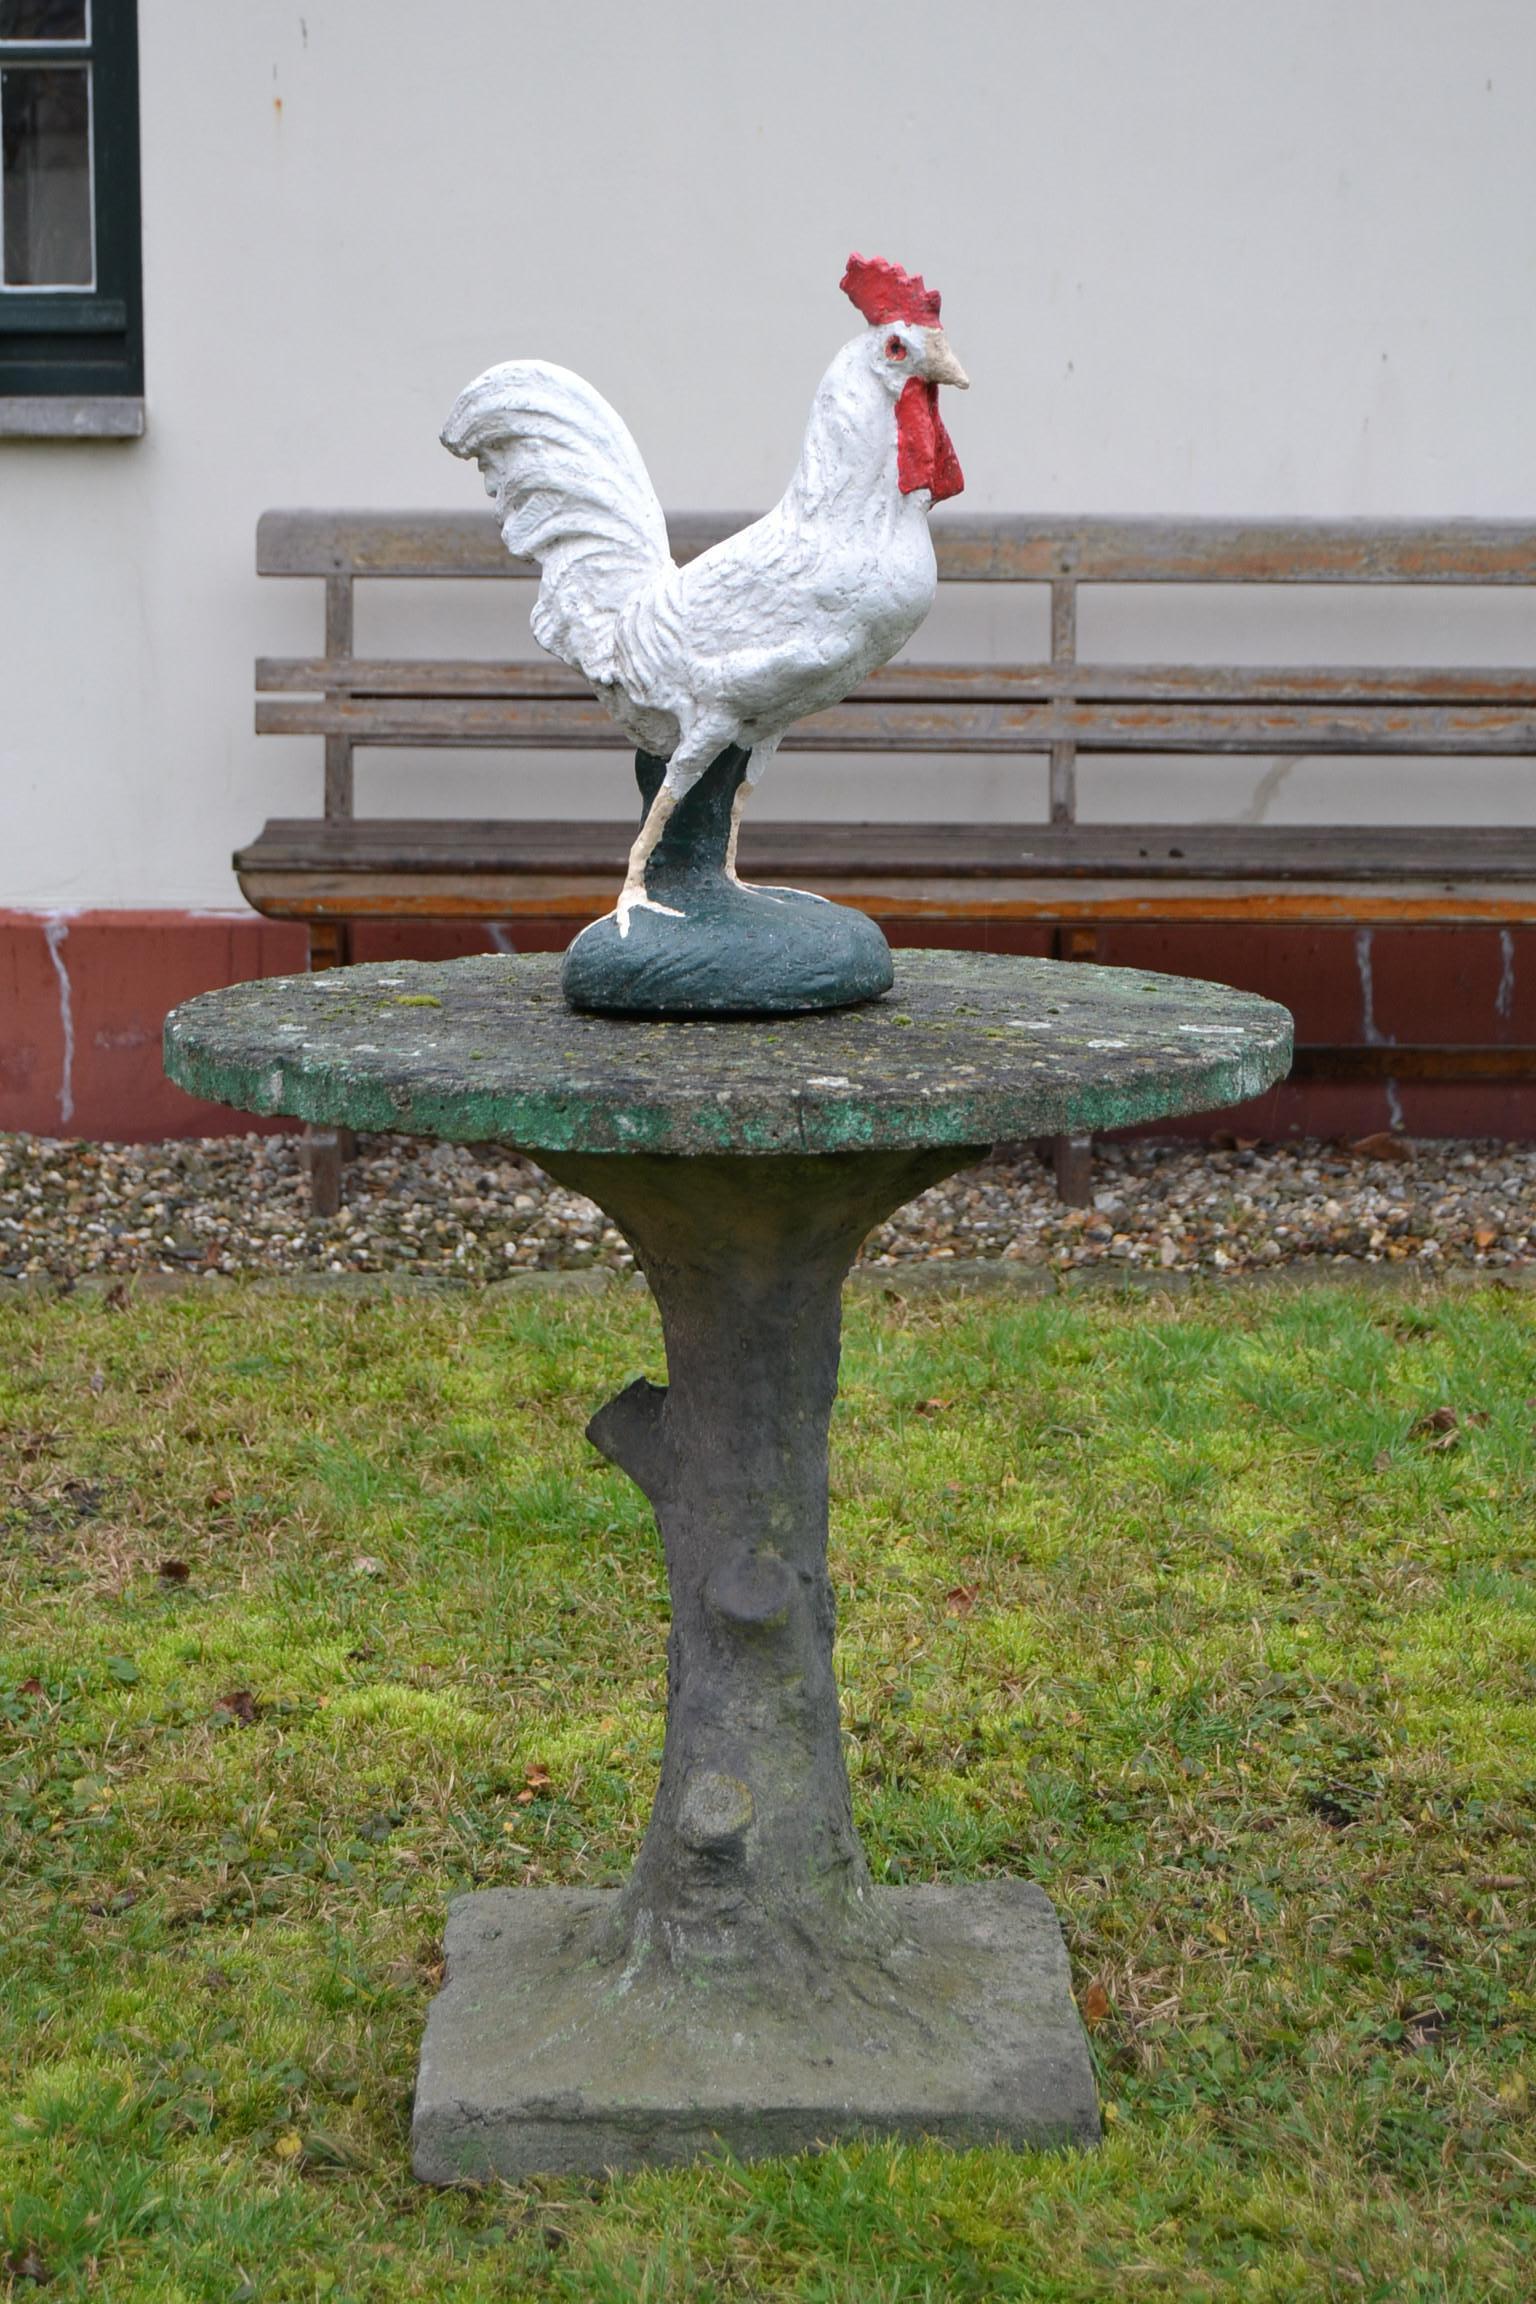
412, 1880, 1100, 2182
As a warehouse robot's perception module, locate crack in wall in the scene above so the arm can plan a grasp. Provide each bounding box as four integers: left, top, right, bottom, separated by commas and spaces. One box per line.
42, 914, 76, 1129
1497, 928, 1516, 1021
1354, 927, 1389, 1047
1355, 924, 1406, 1132
1235, 755, 1299, 826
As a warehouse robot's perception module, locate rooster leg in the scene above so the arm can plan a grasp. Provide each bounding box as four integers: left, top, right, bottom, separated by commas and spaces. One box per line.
724, 739, 781, 890
615, 782, 686, 938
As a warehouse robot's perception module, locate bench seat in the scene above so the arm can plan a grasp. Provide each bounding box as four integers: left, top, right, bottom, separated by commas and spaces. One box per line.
236, 817, 1536, 926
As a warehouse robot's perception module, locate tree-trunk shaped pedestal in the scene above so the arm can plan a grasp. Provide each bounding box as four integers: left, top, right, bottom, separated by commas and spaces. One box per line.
415, 1144, 1104, 2175
160, 949, 1293, 2180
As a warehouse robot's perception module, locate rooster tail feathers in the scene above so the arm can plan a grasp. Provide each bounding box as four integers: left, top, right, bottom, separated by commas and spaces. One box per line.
441, 361, 670, 685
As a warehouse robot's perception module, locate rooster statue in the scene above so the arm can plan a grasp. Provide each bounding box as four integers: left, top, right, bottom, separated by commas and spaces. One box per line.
442, 254, 968, 1013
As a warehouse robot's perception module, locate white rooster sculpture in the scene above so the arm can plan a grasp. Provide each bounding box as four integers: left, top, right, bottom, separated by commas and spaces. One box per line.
442, 255, 968, 943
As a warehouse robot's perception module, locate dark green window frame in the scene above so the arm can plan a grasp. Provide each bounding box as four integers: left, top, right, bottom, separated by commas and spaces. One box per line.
0, 1, 142, 433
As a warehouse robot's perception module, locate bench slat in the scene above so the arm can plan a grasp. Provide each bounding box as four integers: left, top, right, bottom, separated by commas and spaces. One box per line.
236, 809, 1536, 916
235, 818, 1536, 881
256, 656, 1536, 707
255, 510, 1536, 585
254, 693, 1536, 754
233, 868, 1536, 931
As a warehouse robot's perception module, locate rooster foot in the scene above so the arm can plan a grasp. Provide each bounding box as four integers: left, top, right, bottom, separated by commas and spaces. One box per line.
725, 870, 822, 907
723, 867, 783, 902
615, 888, 685, 940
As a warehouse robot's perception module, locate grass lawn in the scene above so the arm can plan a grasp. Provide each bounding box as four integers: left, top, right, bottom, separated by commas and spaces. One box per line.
2, 1280, 1533, 2301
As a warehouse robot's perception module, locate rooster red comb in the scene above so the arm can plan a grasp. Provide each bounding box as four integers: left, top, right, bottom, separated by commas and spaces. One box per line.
840, 253, 942, 328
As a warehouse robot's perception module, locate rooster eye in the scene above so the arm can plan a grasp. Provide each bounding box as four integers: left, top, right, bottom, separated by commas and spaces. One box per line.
885, 335, 907, 359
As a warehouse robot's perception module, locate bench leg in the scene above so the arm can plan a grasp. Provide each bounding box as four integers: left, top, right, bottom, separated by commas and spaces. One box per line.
1050, 926, 1099, 1204
1053, 1133, 1095, 1207
304, 923, 355, 1215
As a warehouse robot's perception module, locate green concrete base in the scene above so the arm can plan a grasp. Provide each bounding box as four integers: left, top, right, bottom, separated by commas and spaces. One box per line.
411, 1880, 1100, 2182
561, 747, 893, 1017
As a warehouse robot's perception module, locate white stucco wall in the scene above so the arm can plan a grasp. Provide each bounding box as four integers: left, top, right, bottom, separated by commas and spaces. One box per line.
3, 0, 1535, 909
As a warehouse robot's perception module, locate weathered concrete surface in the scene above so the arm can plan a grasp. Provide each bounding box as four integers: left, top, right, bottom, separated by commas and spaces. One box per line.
163, 948, 1293, 1154
411, 1880, 1100, 2182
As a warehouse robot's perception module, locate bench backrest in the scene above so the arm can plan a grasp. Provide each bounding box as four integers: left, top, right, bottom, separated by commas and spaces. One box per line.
255, 511, 1536, 824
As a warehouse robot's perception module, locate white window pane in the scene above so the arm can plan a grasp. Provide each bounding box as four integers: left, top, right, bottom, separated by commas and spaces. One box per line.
0, 4, 89, 40
2, 63, 92, 285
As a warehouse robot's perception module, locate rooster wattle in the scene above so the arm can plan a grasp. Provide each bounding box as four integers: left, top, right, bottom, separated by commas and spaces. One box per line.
441, 254, 967, 938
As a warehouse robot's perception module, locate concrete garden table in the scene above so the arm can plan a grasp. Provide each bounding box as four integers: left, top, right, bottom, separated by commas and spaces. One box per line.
164, 948, 1291, 2179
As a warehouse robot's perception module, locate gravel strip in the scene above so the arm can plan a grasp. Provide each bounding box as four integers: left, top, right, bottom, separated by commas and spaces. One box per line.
2, 1130, 1534, 1286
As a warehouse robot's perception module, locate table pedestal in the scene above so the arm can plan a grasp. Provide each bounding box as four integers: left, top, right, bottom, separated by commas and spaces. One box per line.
411, 1150, 1100, 2180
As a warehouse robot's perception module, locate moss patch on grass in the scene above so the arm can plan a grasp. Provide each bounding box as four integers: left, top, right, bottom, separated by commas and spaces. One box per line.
2, 1283, 1533, 2300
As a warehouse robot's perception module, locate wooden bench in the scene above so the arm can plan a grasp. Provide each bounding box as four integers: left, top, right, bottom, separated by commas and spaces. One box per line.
240, 509, 1536, 1207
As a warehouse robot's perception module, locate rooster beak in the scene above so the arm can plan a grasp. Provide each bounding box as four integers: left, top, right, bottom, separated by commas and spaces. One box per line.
923, 329, 970, 389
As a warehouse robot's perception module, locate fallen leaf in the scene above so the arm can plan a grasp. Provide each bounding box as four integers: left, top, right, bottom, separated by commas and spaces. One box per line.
10, 1430, 58, 1460
393, 994, 442, 1008
2, 2242, 49, 2283
1474, 1226, 1499, 1251
19, 1676, 45, 1698
944, 1585, 979, 1616
157, 1559, 191, 1584
1409, 1406, 1489, 1452
1348, 1130, 1412, 1163
1081, 1982, 1112, 2029
273, 2130, 302, 2161
1413, 1406, 1460, 1436
213, 1689, 261, 1726
1373, 1450, 1393, 1472
299, 2127, 366, 2171
914, 1398, 954, 1416
350, 1555, 386, 1578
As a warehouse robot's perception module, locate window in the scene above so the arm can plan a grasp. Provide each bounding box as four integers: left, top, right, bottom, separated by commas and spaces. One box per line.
0, 1, 141, 434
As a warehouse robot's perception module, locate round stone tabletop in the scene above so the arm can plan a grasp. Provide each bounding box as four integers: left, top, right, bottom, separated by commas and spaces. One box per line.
164, 952, 1292, 1157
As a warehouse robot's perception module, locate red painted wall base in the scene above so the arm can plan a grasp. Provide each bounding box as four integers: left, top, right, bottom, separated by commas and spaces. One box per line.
4, 908, 1535, 1142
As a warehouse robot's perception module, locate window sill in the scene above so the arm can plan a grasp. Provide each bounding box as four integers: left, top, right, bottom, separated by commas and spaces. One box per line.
0, 395, 144, 439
